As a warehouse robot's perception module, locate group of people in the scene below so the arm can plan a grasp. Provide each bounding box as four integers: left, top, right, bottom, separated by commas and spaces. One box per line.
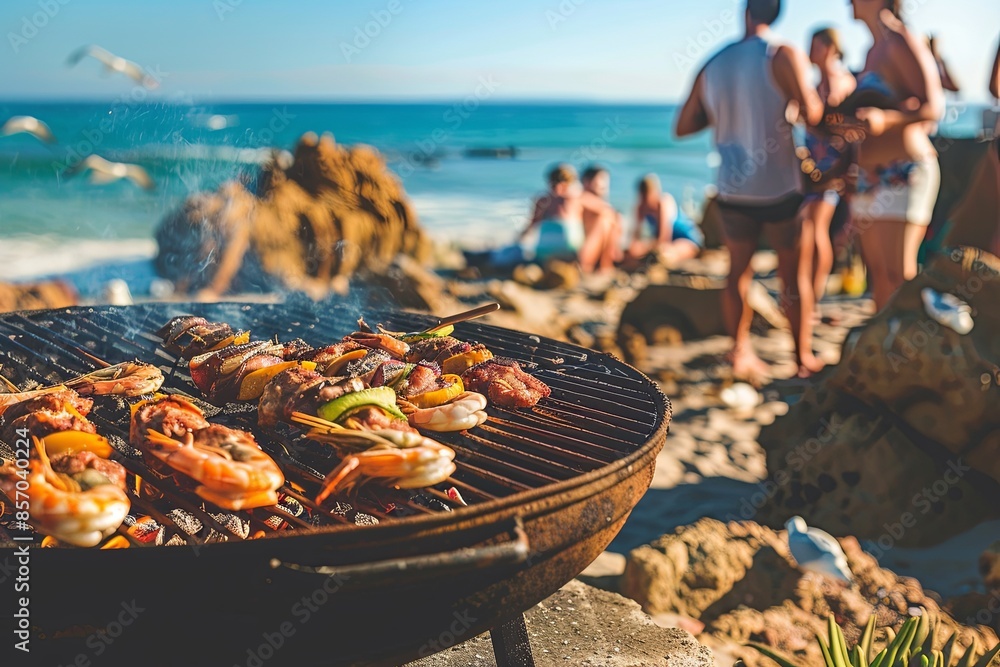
475, 0, 999, 386
518, 163, 704, 275
675, 0, 996, 382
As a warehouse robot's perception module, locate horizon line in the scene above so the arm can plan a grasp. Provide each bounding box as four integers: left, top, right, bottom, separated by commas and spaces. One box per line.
0, 96, 685, 107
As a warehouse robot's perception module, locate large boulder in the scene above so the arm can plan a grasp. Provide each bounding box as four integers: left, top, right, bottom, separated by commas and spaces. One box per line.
0, 280, 77, 313
755, 247, 1000, 547
155, 132, 433, 299
619, 518, 998, 667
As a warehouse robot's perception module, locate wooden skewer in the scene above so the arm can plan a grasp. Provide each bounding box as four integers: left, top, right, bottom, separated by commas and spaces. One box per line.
422, 302, 500, 334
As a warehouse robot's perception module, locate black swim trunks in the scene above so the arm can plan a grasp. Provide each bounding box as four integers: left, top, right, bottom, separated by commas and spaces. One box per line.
716, 192, 805, 247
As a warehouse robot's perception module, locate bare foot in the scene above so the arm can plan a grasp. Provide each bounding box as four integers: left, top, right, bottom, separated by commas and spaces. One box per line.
796, 354, 826, 379
727, 349, 771, 387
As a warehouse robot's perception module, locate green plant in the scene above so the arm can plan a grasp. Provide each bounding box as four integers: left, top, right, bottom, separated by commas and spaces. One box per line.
745, 609, 1000, 667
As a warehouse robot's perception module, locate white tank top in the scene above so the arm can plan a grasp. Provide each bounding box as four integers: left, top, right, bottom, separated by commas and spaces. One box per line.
701, 33, 802, 205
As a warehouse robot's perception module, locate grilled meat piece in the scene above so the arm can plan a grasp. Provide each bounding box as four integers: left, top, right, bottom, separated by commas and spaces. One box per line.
339, 405, 416, 433
460, 358, 551, 408
404, 337, 469, 364
257, 366, 365, 428
156, 316, 208, 347
50, 450, 128, 490
395, 362, 443, 399
294, 341, 363, 369
0, 389, 93, 424
206, 351, 285, 404
189, 340, 284, 400
1, 389, 98, 444
5, 408, 98, 444
130, 396, 210, 448
279, 338, 314, 360
164, 320, 237, 359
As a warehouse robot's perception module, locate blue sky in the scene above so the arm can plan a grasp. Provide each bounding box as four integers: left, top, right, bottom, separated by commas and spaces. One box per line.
2, 0, 998, 104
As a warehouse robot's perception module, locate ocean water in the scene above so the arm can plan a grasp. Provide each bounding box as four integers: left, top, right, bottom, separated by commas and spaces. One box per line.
0, 100, 987, 287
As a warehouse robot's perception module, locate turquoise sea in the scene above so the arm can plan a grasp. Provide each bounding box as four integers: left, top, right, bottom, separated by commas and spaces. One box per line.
0, 99, 988, 293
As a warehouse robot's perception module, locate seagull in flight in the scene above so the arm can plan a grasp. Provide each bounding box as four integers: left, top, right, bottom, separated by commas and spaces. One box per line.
1, 116, 57, 144
785, 516, 854, 584
67, 45, 159, 89
63, 155, 155, 191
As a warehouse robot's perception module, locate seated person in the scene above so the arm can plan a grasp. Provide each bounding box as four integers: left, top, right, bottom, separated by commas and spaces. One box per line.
518, 163, 620, 273
625, 173, 703, 267
580, 164, 625, 269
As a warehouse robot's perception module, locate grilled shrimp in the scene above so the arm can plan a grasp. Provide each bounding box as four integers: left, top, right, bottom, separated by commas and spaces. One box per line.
398, 391, 488, 432
140, 425, 284, 511
291, 412, 456, 501
64, 361, 164, 397
0, 385, 69, 417
0, 438, 130, 548
344, 332, 409, 359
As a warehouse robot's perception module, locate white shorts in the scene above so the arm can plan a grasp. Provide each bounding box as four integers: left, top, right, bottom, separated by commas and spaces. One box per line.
851, 156, 940, 226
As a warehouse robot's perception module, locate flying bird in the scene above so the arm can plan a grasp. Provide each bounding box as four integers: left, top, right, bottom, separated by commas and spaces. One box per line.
1, 116, 57, 144
64, 155, 155, 191
67, 45, 159, 89
785, 516, 854, 584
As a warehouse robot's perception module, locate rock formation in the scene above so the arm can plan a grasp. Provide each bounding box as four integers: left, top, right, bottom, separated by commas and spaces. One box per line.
0, 279, 78, 313
619, 518, 998, 667
154, 132, 433, 298
755, 246, 1000, 547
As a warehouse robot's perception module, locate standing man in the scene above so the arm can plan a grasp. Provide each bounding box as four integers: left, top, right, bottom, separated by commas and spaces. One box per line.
675, 0, 825, 381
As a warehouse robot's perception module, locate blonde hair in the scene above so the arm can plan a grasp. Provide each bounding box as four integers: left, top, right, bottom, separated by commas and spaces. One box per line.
547, 163, 577, 188
812, 27, 843, 59
637, 173, 660, 198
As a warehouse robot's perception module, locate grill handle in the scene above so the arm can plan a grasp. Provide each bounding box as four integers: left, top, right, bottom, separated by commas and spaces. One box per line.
268, 517, 530, 585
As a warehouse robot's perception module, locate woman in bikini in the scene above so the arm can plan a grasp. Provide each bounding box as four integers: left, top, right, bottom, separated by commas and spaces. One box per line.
520, 163, 618, 273
847, 0, 945, 312
798, 28, 857, 313
626, 173, 703, 267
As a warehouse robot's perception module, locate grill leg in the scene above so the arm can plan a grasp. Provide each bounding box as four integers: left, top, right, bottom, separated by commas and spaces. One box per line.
491, 614, 535, 667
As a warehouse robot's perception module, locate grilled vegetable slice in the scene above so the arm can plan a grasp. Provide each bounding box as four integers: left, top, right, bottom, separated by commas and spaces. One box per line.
316, 386, 407, 424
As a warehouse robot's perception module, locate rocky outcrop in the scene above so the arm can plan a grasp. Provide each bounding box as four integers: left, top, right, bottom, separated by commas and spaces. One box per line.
755, 247, 1000, 547
0, 279, 78, 313
616, 278, 784, 366
619, 518, 998, 667
155, 132, 433, 299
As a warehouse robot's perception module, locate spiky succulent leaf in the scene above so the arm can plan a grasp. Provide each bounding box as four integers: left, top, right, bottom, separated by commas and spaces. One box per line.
957, 640, 980, 667
860, 615, 878, 665
745, 642, 803, 667
972, 640, 1000, 667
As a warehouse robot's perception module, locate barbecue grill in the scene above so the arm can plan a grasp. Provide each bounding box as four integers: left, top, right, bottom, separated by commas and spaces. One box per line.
0, 300, 671, 667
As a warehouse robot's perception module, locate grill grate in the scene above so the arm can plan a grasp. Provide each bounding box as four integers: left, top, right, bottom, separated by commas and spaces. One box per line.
0, 301, 667, 549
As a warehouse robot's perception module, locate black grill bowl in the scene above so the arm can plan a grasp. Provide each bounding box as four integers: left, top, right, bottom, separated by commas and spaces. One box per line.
0, 302, 670, 667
